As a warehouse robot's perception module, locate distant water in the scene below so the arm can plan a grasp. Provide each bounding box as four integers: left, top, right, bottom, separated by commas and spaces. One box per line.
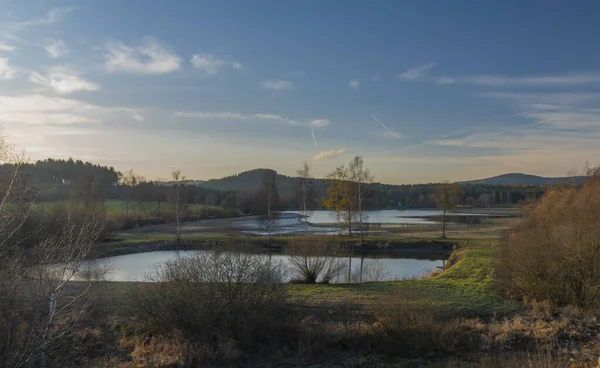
78, 250, 444, 283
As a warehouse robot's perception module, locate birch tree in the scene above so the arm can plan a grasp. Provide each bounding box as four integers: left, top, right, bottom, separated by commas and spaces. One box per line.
257, 170, 280, 244
323, 165, 357, 236
435, 181, 461, 238
348, 156, 373, 243
171, 170, 187, 242
296, 161, 315, 233
0, 135, 106, 367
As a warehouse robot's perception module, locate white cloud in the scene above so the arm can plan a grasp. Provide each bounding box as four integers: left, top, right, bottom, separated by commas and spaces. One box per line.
437, 77, 454, 85
0, 94, 142, 125
174, 111, 249, 120
30, 67, 100, 94
0, 58, 16, 79
455, 72, 600, 87
314, 148, 347, 160
309, 119, 330, 147
349, 79, 360, 88
310, 119, 330, 128
480, 92, 599, 106
399, 63, 435, 80
174, 111, 297, 124
104, 38, 182, 74
260, 79, 293, 90
189, 53, 243, 76
0, 44, 15, 52
44, 39, 69, 58
12, 7, 77, 30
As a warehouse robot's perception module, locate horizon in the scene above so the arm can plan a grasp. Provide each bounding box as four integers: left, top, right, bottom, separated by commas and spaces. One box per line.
2, 1, 600, 184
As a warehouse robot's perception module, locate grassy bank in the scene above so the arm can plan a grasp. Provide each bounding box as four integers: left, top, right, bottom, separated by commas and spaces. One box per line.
65, 236, 600, 367
90, 237, 519, 319
91, 234, 455, 259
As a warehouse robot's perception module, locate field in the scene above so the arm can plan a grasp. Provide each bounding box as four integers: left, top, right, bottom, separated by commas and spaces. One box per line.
92, 236, 520, 321
64, 216, 600, 367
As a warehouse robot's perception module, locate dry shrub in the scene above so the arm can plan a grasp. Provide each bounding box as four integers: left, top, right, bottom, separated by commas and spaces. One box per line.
497, 172, 600, 310
372, 293, 481, 357
134, 248, 292, 365
286, 237, 347, 283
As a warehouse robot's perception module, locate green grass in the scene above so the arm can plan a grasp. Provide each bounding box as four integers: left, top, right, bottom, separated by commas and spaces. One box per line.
37, 199, 227, 216
88, 236, 521, 320
287, 237, 522, 318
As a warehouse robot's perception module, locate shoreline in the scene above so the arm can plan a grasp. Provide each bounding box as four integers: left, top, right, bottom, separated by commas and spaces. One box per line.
90, 238, 454, 261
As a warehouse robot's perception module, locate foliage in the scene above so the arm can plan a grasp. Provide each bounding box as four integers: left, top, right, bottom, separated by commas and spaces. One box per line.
497, 172, 600, 310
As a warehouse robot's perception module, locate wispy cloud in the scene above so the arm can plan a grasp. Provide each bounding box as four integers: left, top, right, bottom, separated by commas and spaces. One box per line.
437, 77, 454, 85
44, 39, 69, 58
399, 63, 435, 80
308, 119, 330, 147
454, 72, 600, 87
189, 53, 243, 76
314, 148, 347, 160
0, 44, 15, 52
260, 79, 293, 91
0, 58, 16, 79
11, 7, 77, 30
372, 116, 403, 141
104, 38, 182, 74
310, 119, 330, 128
349, 79, 360, 88
30, 67, 100, 94
174, 111, 297, 125
0, 94, 141, 125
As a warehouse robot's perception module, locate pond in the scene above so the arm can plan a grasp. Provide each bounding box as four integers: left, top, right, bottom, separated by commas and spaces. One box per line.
78, 250, 445, 283
238, 209, 499, 235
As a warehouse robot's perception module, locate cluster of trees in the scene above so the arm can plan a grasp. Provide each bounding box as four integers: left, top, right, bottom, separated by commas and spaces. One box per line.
0, 139, 108, 367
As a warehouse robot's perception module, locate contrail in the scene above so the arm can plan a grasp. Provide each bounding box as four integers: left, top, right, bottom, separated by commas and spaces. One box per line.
310, 126, 318, 147
373, 116, 403, 141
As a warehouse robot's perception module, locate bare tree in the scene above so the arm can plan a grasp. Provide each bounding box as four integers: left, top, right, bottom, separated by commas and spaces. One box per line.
348, 156, 373, 243
0, 135, 106, 367
257, 170, 280, 244
435, 181, 461, 238
296, 161, 315, 233
171, 170, 187, 242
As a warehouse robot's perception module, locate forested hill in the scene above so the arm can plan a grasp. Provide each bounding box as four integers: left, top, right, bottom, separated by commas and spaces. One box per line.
463, 173, 586, 185
19, 158, 119, 186
199, 168, 327, 194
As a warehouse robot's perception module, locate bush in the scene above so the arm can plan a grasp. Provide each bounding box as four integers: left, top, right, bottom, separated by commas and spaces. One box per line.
134, 248, 291, 364
497, 173, 600, 310
286, 237, 347, 283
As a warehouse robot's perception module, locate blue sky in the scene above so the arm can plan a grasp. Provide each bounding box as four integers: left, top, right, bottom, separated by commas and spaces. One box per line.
1, 1, 600, 183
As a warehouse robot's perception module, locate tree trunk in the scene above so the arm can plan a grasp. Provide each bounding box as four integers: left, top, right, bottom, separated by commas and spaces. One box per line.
442, 209, 447, 238
348, 255, 352, 282
359, 253, 364, 283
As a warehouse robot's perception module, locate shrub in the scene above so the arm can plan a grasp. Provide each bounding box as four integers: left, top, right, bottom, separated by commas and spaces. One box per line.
497, 172, 600, 310
286, 237, 347, 283
134, 248, 291, 364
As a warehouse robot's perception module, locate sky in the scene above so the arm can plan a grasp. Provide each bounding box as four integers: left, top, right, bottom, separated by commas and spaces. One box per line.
1, 1, 600, 184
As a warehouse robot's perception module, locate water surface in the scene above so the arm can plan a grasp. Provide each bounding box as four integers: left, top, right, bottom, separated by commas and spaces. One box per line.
80, 250, 444, 283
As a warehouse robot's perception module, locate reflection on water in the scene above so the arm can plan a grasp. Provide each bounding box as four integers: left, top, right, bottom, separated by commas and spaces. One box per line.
237, 209, 500, 235
78, 250, 444, 283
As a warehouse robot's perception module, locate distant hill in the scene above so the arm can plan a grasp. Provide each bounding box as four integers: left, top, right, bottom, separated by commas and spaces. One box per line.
463, 173, 586, 186
197, 169, 329, 197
